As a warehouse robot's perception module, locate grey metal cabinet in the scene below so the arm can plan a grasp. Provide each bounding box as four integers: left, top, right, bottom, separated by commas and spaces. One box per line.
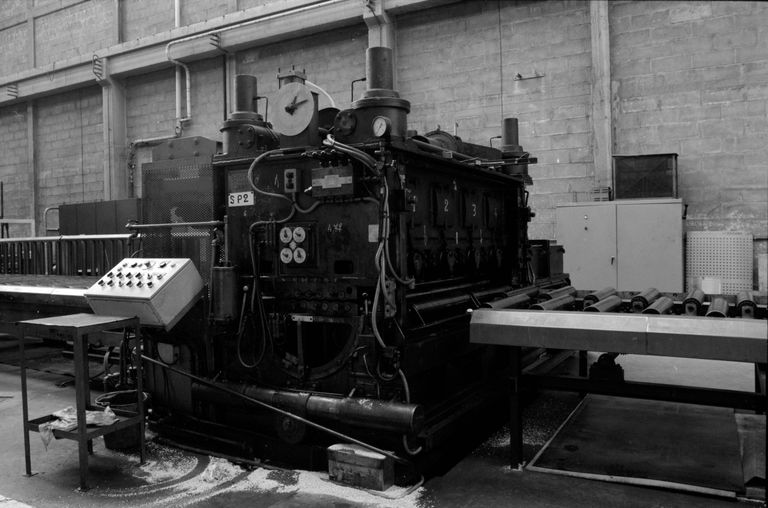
555, 199, 683, 292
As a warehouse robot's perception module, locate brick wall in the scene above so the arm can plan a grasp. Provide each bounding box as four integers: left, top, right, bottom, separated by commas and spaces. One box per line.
34, 0, 113, 67
34, 87, 103, 227
398, 0, 595, 240
610, 0, 768, 238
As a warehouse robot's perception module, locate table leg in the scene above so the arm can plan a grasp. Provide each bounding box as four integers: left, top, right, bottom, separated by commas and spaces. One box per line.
73, 334, 89, 491
20, 325, 32, 477
578, 350, 588, 378
510, 346, 524, 470
134, 323, 145, 464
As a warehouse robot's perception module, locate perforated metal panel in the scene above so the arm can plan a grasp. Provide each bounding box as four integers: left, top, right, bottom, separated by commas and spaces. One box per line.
141, 157, 219, 282
686, 231, 753, 293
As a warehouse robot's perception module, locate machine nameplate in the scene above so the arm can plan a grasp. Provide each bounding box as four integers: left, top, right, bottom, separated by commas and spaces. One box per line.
228, 191, 254, 207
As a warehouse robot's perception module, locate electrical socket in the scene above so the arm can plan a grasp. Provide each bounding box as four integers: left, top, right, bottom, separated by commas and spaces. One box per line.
284, 168, 298, 193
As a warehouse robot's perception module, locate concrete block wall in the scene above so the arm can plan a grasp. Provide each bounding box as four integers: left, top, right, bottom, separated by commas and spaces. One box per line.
236, 25, 367, 111
397, 1, 595, 240
121, 0, 174, 41
0, 104, 31, 235
34, 0, 113, 67
610, 0, 768, 238
34, 87, 104, 229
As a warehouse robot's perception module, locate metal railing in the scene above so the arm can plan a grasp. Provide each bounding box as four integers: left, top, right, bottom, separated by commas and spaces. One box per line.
0, 234, 138, 276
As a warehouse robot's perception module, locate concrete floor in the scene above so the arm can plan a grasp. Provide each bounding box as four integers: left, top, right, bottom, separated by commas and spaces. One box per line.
0, 356, 762, 507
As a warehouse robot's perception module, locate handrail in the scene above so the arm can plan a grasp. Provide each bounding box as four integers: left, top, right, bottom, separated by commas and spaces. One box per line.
0, 234, 138, 276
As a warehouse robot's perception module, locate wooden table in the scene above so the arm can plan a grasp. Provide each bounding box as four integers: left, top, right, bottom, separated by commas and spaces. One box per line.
18, 313, 145, 490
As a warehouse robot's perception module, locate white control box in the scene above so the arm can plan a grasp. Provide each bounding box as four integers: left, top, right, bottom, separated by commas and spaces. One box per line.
84, 258, 204, 330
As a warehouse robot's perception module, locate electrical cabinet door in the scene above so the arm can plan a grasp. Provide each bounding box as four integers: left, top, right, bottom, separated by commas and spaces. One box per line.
555, 203, 617, 290
616, 199, 683, 292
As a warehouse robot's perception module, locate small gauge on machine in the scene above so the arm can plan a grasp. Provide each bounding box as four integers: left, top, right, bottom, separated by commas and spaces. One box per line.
372, 116, 392, 138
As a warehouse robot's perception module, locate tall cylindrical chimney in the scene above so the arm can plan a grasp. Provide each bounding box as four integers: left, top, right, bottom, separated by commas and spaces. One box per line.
234, 75, 258, 113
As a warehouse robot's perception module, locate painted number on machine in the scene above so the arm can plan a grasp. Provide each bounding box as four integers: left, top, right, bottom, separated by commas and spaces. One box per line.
228, 191, 254, 207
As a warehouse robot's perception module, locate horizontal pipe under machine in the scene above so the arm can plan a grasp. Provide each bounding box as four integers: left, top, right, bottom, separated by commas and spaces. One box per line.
470, 309, 767, 364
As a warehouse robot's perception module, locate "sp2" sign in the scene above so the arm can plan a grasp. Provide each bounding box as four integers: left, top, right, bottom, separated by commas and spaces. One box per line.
228, 191, 254, 207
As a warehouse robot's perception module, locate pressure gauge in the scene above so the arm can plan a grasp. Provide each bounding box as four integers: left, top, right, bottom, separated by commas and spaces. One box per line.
372, 116, 392, 138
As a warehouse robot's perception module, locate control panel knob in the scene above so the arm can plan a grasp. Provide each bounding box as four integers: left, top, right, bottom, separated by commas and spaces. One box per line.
279, 227, 293, 243
292, 226, 306, 243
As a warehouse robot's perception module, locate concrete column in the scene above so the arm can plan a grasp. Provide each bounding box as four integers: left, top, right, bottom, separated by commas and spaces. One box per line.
589, 0, 612, 188
27, 102, 37, 235
97, 58, 128, 200
364, 0, 395, 49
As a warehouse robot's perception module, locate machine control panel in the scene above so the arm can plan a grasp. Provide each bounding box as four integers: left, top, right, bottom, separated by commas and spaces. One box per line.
84, 258, 204, 330
278, 223, 315, 268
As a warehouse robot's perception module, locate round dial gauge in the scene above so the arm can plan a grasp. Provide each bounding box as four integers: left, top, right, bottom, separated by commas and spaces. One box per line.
372, 116, 391, 137
273, 82, 314, 136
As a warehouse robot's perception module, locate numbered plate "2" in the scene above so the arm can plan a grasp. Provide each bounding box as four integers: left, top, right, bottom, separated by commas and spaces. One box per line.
228, 191, 254, 207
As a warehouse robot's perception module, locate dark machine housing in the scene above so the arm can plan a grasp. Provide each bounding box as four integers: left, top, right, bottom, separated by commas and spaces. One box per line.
138, 46, 546, 467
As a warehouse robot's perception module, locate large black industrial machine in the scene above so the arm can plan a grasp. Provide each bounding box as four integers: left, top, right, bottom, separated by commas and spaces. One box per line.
134, 46, 547, 467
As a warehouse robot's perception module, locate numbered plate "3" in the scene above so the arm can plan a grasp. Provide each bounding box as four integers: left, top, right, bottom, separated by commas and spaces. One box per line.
228, 191, 254, 207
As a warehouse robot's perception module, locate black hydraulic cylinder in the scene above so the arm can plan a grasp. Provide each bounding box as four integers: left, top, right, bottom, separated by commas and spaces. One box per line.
683, 288, 705, 316
630, 288, 660, 312
705, 296, 729, 318
583, 287, 617, 306
531, 294, 575, 310
192, 382, 423, 434
583, 294, 622, 313
737, 291, 757, 319
642, 296, 674, 315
